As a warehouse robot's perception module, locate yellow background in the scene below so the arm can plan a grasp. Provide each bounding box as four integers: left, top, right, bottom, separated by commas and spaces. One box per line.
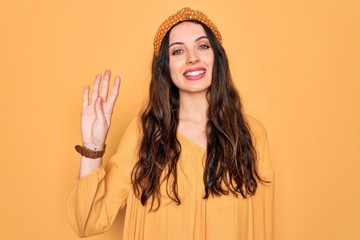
1, 0, 359, 239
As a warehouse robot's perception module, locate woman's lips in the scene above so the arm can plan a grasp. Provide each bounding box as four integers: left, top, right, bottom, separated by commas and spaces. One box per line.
183, 68, 206, 80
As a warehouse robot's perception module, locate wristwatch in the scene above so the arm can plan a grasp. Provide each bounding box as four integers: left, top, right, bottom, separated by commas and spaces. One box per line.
75, 145, 106, 159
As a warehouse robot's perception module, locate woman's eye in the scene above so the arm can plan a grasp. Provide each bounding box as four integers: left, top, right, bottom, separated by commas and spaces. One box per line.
198, 44, 210, 50
172, 49, 184, 55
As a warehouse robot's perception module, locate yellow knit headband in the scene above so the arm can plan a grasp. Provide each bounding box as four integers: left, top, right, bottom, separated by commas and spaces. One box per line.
153, 7, 222, 55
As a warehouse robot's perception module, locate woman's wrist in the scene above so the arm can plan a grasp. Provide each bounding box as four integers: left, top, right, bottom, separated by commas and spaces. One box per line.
82, 143, 105, 151
75, 144, 106, 159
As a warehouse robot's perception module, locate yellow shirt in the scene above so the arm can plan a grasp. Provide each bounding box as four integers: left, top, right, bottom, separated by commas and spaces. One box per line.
67, 116, 274, 240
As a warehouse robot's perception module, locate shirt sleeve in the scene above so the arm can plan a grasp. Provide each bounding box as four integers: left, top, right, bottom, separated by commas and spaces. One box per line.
67, 118, 140, 237
249, 117, 275, 240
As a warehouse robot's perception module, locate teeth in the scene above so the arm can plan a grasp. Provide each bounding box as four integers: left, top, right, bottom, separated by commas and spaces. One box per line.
184, 70, 206, 77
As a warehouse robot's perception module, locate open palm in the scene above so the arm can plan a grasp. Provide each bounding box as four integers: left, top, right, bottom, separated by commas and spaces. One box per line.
81, 70, 120, 150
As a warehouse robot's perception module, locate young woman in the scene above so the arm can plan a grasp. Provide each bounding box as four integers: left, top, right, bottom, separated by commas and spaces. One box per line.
68, 7, 274, 240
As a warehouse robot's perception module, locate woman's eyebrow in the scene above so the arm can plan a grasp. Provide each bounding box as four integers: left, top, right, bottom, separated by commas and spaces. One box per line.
195, 36, 209, 42
169, 36, 209, 48
169, 41, 183, 48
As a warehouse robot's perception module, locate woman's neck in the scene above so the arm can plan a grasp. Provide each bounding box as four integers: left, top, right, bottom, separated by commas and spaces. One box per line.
177, 91, 209, 149
178, 91, 208, 122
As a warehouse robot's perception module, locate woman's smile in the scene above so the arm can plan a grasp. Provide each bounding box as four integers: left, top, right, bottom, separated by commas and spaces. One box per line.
183, 67, 207, 80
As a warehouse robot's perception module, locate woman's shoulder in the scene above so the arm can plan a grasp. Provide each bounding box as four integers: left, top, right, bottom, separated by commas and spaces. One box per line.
244, 115, 267, 134
114, 116, 141, 152
244, 114, 268, 145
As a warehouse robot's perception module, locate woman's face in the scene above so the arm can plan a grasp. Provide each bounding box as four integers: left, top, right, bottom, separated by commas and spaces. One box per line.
168, 21, 214, 95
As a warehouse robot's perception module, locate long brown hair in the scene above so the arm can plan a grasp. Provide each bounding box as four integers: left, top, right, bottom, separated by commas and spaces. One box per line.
131, 20, 263, 210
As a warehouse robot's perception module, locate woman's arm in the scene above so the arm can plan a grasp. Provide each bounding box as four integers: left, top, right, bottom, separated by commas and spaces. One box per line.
68, 70, 128, 237
248, 117, 275, 240
67, 118, 139, 237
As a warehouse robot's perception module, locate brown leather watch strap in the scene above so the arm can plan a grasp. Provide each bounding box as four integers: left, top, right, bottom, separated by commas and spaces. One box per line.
75, 145, 106, 159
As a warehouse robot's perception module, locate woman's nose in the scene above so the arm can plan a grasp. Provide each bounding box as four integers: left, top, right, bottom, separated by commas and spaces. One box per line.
186, 50, 200, 64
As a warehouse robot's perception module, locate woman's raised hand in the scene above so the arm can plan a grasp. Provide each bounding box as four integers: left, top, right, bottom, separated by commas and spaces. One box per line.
80, 70, 121, 151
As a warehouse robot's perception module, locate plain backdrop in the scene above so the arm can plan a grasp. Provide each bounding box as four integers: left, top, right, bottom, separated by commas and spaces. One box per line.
0, 0, 359, 239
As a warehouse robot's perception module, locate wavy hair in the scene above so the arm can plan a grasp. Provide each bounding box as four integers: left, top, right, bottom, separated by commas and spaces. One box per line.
131, 20, 264, 210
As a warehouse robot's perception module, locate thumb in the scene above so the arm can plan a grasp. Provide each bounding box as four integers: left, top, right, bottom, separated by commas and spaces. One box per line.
94, 97, 106, 123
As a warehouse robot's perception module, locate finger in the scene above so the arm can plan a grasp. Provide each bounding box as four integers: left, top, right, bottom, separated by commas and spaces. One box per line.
95, 97, 106, 123
106, 75, 121, 111
82, 85, 90, 110
91, 74, 102, 104
99, 70, 111, 101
